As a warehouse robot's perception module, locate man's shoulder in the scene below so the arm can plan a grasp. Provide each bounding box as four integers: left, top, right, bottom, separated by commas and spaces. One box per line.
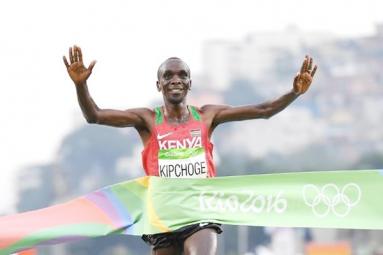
126, 107, 154, 114
195, 105, 232, 126
124, 107, 155, 121
198, 104, 231, 114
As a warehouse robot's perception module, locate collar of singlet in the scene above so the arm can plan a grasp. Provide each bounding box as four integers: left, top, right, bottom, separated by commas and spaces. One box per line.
155, 106, 201, 125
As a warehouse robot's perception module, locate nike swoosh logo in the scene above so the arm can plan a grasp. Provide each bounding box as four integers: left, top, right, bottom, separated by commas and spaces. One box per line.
157, 132, 173, 140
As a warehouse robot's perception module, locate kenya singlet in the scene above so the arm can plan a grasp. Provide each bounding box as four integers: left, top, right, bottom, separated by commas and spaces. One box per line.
142, 106, 216, 178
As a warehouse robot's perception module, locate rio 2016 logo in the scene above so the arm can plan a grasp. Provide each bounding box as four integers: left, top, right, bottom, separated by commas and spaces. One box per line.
302, 183, 362, 218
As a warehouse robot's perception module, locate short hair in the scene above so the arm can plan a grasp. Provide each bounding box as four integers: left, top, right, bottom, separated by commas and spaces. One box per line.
157, 57, 190, 80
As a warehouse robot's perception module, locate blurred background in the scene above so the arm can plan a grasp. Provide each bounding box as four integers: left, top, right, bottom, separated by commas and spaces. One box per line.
1, 0, 383, 254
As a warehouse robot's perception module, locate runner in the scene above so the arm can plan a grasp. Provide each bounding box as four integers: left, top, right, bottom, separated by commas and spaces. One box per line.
63, 45, 317, 255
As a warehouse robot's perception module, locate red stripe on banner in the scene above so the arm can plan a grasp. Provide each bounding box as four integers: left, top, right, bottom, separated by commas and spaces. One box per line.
0, 197, 116, 249
17, 248, 37, 255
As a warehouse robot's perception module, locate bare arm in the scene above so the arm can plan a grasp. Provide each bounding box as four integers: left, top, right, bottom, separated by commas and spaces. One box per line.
73, 81, 150, 128
207, 89, 299, 124
63, 45, 151, 128
206, 55, 317, 127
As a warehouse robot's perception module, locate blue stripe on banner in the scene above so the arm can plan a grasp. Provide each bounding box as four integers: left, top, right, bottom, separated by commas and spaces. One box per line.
103, 189, 135, 233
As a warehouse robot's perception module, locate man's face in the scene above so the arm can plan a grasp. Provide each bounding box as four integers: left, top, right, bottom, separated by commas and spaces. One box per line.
157, 59, 191, 105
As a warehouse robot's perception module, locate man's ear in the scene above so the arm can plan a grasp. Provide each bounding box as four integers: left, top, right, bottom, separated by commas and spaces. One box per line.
156, 81, 161, 92
189, 80, 192, 90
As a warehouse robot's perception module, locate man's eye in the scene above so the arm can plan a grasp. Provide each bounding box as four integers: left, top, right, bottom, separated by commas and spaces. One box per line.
179, 73, 189, 79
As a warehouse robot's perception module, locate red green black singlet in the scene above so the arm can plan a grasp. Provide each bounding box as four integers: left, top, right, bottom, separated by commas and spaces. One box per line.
141, 106, 216, 178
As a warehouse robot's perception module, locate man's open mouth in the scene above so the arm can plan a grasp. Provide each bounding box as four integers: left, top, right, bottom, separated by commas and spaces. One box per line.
169, 88, 183, 93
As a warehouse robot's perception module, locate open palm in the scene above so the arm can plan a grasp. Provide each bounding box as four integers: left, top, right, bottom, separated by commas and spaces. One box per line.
63, 46, 96, 86
293, 55, 317, 95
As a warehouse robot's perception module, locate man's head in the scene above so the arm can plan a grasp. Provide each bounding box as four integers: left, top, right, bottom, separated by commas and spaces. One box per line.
157, 57, 191, 105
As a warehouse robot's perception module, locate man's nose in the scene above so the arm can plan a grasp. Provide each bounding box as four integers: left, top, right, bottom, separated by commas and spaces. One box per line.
170, 76, 182, 85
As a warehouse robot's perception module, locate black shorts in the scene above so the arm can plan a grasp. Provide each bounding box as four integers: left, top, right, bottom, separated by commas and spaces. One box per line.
142, 223, 223, 250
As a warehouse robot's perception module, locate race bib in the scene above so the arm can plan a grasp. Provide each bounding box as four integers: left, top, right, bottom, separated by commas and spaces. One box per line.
158, 147, 208, 178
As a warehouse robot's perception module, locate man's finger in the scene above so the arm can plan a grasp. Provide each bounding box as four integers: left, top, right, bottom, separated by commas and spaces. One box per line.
78, 46, 83, 63
69, 47, 74, 64
300, 58, 306, 74
88, 60, 97, 72
293, 73, 299, 84
304, 55, 309, 72
63, 56, 70, 68
308, 57, 313, 71
311, 65, 318, 78
300, 55, 308, 73
74, 45, 79, 62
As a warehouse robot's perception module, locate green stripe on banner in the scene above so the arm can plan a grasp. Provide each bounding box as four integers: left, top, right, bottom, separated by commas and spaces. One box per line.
150, 170, 383, 230
0, 170, 382, 254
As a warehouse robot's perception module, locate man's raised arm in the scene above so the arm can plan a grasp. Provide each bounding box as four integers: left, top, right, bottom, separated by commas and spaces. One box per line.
207, 55, 318, 126
63, 45, 150, 128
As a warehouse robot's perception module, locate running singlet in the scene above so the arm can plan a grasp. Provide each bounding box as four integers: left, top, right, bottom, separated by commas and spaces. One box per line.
142, 106, 216, 178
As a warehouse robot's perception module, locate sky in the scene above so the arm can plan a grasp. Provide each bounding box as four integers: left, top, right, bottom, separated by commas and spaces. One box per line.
1, 0, 383, 213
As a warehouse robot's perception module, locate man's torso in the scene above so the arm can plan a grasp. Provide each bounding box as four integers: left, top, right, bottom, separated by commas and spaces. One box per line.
141, 106, 216, 178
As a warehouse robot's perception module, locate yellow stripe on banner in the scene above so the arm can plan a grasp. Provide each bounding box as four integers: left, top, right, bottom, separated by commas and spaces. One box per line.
147, 178, 170, 233
135, 176, 150, 188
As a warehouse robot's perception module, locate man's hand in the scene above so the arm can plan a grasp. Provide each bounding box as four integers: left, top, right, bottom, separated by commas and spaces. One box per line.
63, 45, 96, 86
293, 55, 317, 95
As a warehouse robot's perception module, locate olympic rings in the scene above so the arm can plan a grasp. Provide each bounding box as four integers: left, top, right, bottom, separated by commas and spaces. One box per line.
302, 183, 361, 218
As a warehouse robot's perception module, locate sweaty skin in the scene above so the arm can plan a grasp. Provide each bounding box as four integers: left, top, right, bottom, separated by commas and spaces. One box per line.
63, 45, 317, 255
